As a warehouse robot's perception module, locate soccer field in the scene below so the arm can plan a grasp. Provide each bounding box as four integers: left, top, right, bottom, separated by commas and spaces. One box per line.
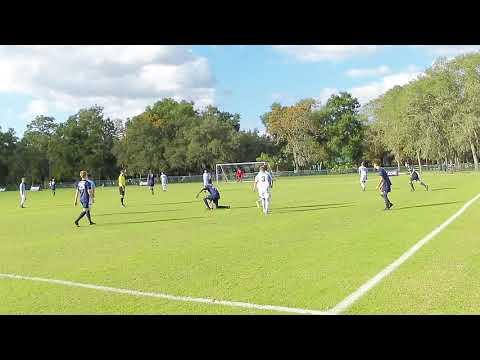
1, 172, 480, 314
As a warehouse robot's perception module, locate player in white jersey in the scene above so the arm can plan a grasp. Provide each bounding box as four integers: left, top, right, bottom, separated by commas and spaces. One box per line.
160, 172, 168, 191
257, 164, 274, 208
253, 165, 272, 215
19, 177, 27, 208
202, 170, 210, 187
358, 161, 368, 191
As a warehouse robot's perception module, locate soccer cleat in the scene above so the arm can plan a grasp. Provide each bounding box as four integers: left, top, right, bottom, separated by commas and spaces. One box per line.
89, 222, 96, 225
388, 203, 394, 209
425, 185, 429, 191
74, 221, 79, 227
121, 205, 126, 208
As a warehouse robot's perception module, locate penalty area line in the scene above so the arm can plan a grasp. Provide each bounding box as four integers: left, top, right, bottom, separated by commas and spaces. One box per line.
0, 273, 330, 315
329, 192, 480, 315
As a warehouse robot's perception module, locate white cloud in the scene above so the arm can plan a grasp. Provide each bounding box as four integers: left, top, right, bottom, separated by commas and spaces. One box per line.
349, 66, 422, 104
346, 65, 391, 78
0, 45, 216, 121
273, 45, 379, 62
22, 99, 50, 119
415, 45, 480, 57
317, 88, 338, 105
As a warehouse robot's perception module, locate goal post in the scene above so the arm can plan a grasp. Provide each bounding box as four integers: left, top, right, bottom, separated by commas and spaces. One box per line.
215, 161, 268, 184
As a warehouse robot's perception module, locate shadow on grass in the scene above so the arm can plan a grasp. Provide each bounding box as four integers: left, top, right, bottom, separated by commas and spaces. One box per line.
150, 200, 198, 206
392, 201, 462, 211
229, 202, 353, 211
275, 203, 354, 214
430, 187, 457, 192
96, 208, 182, 217
276, 202, 353, 210
97, 216, 206, 226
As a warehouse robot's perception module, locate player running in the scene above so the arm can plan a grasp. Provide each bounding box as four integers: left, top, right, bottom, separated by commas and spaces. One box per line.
118, 169, 126, 207
160, 172, 168, 191
373, 161, 393, 210
196, 180, 230, 210
358, 161, 368, 191
405, 162, 428, 191
74, 170, 95, 226
147, 170, 155, 195
19, 177, 27, 208
253, 165, 272, 215
49, 178, 56, 196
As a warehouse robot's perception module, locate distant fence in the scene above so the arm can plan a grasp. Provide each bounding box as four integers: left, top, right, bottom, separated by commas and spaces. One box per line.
0, 163, 475, 191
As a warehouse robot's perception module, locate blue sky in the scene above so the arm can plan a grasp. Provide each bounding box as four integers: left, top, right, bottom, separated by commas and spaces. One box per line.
0, 45, 479, 135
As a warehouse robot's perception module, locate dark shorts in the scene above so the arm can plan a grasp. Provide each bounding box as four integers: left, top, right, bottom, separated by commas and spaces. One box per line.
411, 172, 419, 181
206, 195, 219, 206
148, 183, 154, 187
80, 201, 90, 210
119, 187, 125, 196
382, 185, 391, 194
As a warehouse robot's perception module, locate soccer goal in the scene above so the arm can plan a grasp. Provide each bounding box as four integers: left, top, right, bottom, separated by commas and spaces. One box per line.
215, 162, 268, 184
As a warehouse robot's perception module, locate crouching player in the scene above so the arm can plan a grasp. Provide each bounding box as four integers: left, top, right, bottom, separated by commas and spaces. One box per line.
405, 162, 428, 191
253, 165, 272, 215
74, 170, 95, 226
196, 181, 230, 210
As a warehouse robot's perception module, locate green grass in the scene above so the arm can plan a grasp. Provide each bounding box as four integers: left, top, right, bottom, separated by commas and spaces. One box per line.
1, 172, 479, 314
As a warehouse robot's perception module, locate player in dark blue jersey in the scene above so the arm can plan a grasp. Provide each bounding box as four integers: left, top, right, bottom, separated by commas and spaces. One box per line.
74, 170, 95, 226
373, 161, 394, 210
195, 180, 230, 210
405, 162, 428, 191
147, 170, 155, 195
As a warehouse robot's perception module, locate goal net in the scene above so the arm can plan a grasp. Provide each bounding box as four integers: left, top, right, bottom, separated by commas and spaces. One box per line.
215, 162, 268, 184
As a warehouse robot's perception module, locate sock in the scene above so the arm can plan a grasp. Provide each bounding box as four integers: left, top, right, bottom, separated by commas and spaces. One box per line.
75, 211, 87, 223
203, 198, 211, 209
421, 182, 428, 189
382, 193, 391, 207
264, 199, 270, 214
121, 197, 124, 206
86, 210, 93, 224
410, 182, 415, 191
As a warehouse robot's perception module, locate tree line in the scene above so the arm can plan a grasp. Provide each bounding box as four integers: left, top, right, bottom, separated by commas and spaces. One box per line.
364, 52, 480, 172
1, 52, 479, 186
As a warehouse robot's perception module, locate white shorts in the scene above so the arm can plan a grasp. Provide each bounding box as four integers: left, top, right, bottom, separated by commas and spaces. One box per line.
258, 191, 271, 200
360, 176, 367, 183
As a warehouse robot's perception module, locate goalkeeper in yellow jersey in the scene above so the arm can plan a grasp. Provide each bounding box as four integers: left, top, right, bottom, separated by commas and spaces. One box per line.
118, 169, 127, 208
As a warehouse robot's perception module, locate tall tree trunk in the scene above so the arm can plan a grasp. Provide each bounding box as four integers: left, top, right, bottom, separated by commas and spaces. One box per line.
292, 147, 299, 173
416, 151, 422, 175
470, 140, 479, 171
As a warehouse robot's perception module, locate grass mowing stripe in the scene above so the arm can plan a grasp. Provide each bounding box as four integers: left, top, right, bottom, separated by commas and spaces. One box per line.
329, 193, 480, 315
0, 273, 330, 315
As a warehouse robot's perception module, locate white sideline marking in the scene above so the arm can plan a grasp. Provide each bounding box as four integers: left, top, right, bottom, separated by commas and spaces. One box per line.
330, 193, 480, 315
0, 273, 329, 315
